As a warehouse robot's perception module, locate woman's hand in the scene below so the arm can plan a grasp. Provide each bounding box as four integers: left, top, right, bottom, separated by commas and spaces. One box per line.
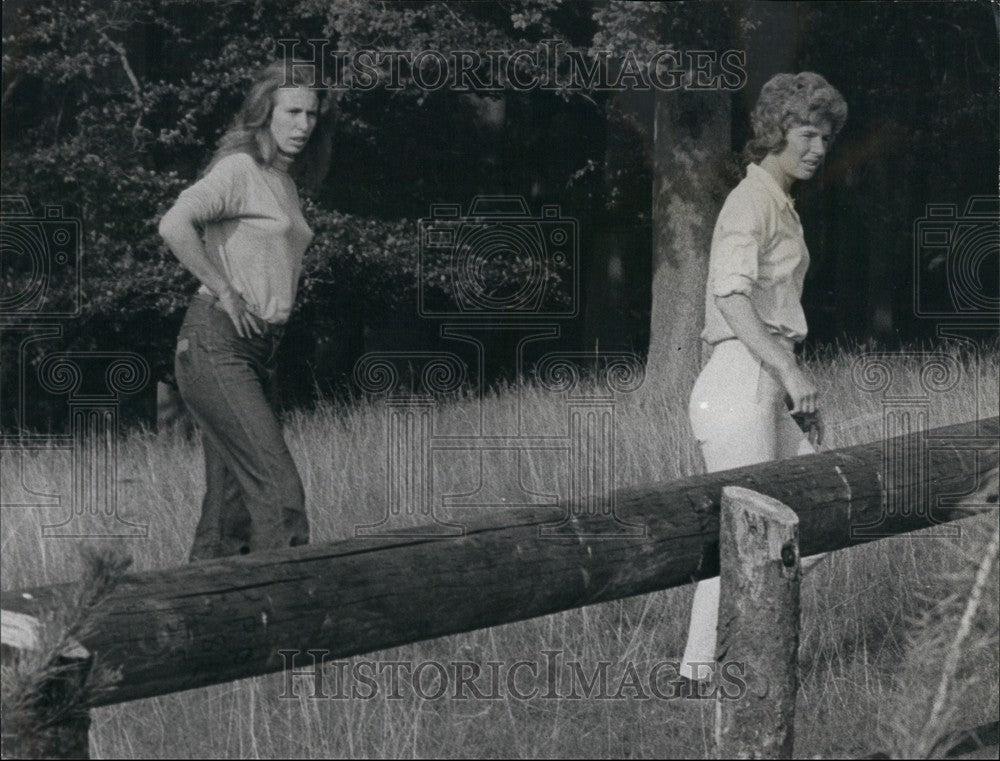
712, 293, 823, 446
218, 287, 263, 338
778, 362, 819, 416
787, 406, 825, 447
779, 363, 824, 446
801, 410, 824, 447
159, 207, 256, 334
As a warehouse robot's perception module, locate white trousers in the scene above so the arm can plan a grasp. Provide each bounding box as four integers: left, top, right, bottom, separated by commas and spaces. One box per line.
680, 337, 818, 681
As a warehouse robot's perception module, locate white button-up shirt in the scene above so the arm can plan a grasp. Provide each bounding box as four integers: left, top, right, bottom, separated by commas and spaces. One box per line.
700, 162, 810, 346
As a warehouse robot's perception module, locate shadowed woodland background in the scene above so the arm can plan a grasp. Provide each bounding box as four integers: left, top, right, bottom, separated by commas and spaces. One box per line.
1, 0, 997, 430
2, 5, 998, 758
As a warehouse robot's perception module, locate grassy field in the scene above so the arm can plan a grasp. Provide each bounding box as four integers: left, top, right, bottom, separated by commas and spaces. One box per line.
2, 340, 998, 758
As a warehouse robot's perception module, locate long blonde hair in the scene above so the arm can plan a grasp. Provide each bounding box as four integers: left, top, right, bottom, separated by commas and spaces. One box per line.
208, 60, 336, 192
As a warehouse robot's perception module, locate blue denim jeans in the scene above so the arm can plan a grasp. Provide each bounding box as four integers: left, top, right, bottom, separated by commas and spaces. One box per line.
174, 292, 309, 561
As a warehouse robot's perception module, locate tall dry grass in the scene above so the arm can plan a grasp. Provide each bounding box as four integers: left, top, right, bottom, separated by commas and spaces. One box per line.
1, 340, 997, 758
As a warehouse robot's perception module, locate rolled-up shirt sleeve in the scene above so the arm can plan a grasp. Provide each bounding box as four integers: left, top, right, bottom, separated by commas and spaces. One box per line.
172, 153, 250, 224
700, 163, 809, 346
708, 196, 764, 298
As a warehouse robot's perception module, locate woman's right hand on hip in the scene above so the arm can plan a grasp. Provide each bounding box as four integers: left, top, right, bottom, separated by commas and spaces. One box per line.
218, 287, 263, 338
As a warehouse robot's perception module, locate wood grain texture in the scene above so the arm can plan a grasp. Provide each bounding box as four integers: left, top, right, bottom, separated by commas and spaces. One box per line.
714, 487, 800, 760
1, 417, 995, 708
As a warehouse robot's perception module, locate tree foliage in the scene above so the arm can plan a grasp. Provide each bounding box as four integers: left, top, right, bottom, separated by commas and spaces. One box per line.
2, 0, 996, 425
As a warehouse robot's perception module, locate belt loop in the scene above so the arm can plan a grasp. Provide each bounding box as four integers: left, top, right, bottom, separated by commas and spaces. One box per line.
195, 290, 284, 338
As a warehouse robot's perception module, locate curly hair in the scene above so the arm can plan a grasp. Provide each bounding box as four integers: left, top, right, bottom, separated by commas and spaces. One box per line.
745, 72, 848, 164
207, 59, 337, 193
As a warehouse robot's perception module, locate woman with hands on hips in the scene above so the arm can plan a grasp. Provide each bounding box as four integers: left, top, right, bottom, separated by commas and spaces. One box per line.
679, 72, 847, 683
158, 60, 334, 562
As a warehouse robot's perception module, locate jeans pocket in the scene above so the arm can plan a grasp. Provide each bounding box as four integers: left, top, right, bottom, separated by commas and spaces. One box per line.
175, 329, 206, 388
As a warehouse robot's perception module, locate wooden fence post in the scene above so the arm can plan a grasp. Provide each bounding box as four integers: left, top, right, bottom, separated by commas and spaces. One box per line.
1, 610, 92, 760
714, 486, 801, 760
0, 418, 992, 708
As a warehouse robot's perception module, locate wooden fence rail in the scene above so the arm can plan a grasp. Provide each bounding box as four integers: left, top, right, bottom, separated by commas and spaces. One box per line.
2, 416, 995, 711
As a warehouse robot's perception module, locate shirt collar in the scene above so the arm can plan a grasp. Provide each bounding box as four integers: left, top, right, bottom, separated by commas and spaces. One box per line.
269, 151, 294, 174
746, 162, 797, 214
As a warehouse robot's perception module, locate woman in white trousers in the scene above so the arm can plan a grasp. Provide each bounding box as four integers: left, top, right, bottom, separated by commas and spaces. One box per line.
679, 72, 848, 683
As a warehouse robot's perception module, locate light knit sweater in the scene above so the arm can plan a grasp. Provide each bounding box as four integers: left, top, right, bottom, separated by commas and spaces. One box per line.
174, 151, 313, 324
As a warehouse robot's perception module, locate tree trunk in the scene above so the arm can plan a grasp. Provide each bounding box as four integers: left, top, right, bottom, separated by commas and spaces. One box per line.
585, 90, 653, 356
647, 87, 731, 394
